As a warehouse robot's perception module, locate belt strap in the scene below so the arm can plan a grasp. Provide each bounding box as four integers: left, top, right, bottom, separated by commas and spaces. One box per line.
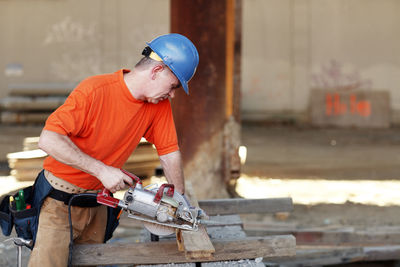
48, 189, 100, 207
44, 170, 100, 194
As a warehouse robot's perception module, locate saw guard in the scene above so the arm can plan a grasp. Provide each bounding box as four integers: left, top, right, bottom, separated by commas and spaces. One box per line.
153, 184, 175, 204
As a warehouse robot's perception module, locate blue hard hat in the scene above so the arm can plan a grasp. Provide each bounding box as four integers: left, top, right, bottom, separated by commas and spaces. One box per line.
147, 33, 199, 94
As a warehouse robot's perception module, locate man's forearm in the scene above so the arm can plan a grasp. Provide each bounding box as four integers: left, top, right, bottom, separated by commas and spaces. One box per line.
39, 130, 134, 192
38, 129, 106, 177
159, 150, 185, 194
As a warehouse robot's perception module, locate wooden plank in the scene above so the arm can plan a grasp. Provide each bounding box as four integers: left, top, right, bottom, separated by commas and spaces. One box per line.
178, 182, 215, 259
198, 198, 293, 215
364, 245, 400, 261
205, 214, 243, 227
268, 245, 364, 267
8, 82, 75, 96
7, 149, 47, 159
125, 153, 158, 163
180, 226, 215, 259
10, 169, 41, 181
8, 158, 44, 169
0, 96, 66, 111
244, 223, 400, 245
268, 245, 400, 266
23, 137, 40, 151
72, 235, 296, 266
1, 112, 51, 124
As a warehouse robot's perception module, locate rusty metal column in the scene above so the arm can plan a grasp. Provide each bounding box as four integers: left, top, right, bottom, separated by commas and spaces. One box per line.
170, 0, 242, 199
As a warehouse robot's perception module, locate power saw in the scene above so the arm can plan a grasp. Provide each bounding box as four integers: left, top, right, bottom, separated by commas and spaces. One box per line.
97, 169, 204, 236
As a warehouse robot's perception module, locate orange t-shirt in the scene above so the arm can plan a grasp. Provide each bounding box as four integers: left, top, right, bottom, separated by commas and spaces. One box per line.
43, 69, 179, 189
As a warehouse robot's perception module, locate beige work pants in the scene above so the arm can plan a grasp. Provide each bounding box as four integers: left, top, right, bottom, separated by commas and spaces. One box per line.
28, 197, 107, 267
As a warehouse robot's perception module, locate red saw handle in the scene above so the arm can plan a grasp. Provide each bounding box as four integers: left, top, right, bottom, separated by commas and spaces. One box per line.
153, 184, 175, 204
96, 169, 142, 208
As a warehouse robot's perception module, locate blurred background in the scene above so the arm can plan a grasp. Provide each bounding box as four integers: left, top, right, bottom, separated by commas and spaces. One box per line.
1, 0, 400, 266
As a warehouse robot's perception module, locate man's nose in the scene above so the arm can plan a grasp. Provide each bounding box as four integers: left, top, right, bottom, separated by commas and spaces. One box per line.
169, 89, 176, 98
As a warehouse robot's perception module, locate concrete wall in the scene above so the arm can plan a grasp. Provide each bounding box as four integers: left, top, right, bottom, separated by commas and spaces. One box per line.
242, 0, 400, 124
1, 0, 400, 124
0, 0, 168, 98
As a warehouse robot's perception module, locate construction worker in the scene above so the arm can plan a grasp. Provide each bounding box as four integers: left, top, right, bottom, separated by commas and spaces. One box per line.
28, 33, 199, 266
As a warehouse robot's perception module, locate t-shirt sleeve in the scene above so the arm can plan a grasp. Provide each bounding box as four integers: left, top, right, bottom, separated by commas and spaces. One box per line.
144, 100, 179, 156
44, 87, 90, 137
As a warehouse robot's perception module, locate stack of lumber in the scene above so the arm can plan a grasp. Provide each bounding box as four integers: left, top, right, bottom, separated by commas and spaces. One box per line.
122, 141, 160, 178
0, 83, 74, 124
7, 149, 47, 181
245, 222, 400, 266
7, 137, 160, 181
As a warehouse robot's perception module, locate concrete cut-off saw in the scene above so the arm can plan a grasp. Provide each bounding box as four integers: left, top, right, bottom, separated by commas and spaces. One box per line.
97, 169, 206, 236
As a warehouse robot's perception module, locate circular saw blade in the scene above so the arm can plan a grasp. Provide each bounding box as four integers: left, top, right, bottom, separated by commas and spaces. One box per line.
143, 222, 175, 236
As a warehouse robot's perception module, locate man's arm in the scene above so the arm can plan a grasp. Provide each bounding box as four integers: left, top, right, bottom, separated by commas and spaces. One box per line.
159, 150, 185, 194
38, 129, 133, 193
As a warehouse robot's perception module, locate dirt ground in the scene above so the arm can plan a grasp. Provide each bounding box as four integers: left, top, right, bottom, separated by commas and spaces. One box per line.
239, 123, 400, 228
1, 123, 400, 266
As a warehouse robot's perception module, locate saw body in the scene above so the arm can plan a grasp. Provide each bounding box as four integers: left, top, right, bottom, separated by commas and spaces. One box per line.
97, 170, 201, 235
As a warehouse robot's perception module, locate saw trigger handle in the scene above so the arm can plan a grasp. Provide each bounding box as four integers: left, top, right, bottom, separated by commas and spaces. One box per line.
97, 169, 142, 208
153, 184, 175, 204
97, 188, 120, 208
120, 169, 142, 186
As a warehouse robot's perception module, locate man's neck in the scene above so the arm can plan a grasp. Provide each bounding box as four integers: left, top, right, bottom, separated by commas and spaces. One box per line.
123, 70, 145, 101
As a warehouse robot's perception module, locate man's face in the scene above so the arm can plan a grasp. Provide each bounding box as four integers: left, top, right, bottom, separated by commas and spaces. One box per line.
146, 65, 181, 104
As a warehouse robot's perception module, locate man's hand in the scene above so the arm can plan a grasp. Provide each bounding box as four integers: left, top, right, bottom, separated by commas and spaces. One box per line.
39, 130, 134, 193
97, 167, 134, 193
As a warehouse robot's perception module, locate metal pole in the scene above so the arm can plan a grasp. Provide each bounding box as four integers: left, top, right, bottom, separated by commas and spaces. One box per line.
17, 245, 22, 267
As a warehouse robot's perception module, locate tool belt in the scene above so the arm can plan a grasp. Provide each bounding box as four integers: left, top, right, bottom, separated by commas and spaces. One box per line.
44, 170, 101, 207
0, 170, 121, 249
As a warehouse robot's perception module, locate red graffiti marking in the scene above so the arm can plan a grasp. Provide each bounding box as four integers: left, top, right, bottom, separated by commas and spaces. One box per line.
326, 93, 371, 117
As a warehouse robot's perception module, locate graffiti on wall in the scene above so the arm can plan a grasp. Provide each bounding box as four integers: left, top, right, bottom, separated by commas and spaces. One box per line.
312, 60, 372, 91
325, 93, 371, 117
312, 60, 373, 118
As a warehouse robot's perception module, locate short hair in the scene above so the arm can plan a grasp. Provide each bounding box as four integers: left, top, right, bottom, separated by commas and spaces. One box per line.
135, 56, 168, 70
135, 46, 167, 70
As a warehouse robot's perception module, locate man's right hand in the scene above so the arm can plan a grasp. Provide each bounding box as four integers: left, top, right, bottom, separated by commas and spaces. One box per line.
97, 166, 134, 193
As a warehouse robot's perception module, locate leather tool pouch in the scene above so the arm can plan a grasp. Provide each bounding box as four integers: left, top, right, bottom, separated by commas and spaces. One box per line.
10, 186, 37, 243
0, 171, 52, 249
0, 195, 13, 236
0, 170, 122, 247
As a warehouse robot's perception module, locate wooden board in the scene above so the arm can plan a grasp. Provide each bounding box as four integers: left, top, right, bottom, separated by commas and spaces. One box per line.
8, 82, 75, 96
23, 137, 40, 151
72, 235, 296, 266
244, 223, 400, 246
269, 245, 400, 266
198, 197, 293, 215
10, 169, 41, 181
178, 182, 215, 259
1, 112, 51, 124
0, 96, 66, 111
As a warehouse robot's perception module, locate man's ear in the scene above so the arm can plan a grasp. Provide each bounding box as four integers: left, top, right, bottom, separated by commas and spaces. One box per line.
151, 64, 164, 80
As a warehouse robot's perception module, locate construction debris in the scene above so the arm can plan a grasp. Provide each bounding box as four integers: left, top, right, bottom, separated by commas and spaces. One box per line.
0, 83, 74, 124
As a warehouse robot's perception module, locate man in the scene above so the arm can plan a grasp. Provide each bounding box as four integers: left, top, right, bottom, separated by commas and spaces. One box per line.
28, 33, 199, 266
